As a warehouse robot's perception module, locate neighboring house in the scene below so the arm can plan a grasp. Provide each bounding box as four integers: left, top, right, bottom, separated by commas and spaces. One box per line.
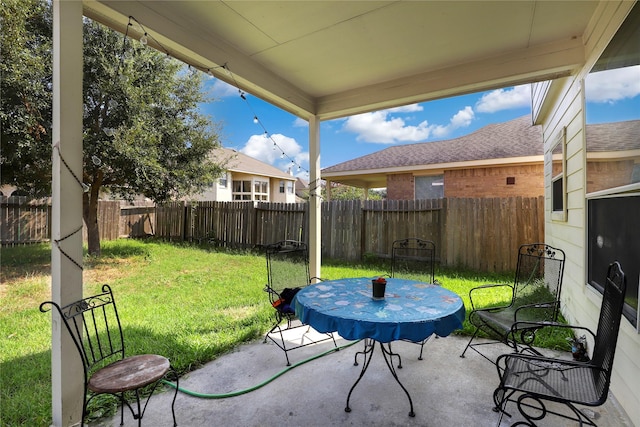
294, 177, 310, 201
322, 116, 543, 199
322, 116, 640, 200
190, 148, 297, 203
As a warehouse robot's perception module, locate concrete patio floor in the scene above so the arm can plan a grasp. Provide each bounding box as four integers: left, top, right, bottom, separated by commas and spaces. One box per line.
92, 329, 632, 427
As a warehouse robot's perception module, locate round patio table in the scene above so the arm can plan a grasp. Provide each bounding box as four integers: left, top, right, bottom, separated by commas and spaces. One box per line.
294, 277, 465, 416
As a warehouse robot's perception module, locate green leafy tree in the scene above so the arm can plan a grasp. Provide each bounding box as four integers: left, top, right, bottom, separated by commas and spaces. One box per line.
1, 1, 224, 255
324, 183, 384, 201
81, 21, 224, 255
0, 0, 53, 194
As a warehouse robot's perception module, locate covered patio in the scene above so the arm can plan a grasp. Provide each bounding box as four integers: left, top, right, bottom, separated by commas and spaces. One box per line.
91, 333, 632, 426
49, 1, 638, 425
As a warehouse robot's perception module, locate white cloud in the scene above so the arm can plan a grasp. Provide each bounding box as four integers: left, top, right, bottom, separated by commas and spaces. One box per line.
586, 65, 640, 103
343, 106, 474, 143
293, 117, 308, 127
240, 133, 308, 171
475, 85, 531, 113
431, 107, 475, 138
210, 79, 239, 98
386, 104, 424, 113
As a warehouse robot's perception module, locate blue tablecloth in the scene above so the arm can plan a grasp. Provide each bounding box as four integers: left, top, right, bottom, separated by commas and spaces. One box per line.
294, 277, 465, 343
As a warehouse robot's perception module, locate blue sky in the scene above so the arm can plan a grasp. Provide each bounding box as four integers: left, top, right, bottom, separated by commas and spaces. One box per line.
200, 65, 640, 178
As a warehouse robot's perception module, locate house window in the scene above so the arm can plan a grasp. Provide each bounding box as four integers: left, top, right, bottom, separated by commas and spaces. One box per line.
549, 128, 566, 221
287, 181, 294, 194
585, 2, 640, 327
506, 177, 515, 185
218, 174, 228, 188
232, 179, 269, 200
254, 180, 269, 201
588, 196, 640, 328
232, 180, 252, 200
279, 181, 285, 193
415, 175, 444, 199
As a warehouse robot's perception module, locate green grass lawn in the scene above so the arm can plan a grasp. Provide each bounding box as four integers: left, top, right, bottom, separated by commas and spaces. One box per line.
0, 239, 565, 426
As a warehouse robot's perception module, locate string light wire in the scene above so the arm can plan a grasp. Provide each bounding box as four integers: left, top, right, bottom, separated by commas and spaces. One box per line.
52, 142, 85, 270
119, 16, 320, 197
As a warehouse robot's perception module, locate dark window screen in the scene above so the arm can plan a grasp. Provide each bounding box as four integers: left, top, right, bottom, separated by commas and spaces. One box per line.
552, 177, 563, 211
588, 196, 639, 326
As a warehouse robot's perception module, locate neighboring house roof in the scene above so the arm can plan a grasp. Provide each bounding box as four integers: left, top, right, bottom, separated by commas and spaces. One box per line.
295, 177, 309, 195
321, 115, 542, 188
321, 117, 640, 189
213, 147, 295, 181
586, 119, 640, 152
322, 115, 541, 176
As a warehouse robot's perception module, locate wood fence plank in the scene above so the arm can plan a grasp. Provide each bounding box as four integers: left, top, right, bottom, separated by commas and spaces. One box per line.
2, 197, 544, 273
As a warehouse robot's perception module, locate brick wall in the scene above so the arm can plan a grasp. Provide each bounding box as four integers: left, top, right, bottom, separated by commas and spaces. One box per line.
385, 165, 545, 200
444, 165, 544, 198
386, 173, 414, 199
586, 160, 637, 193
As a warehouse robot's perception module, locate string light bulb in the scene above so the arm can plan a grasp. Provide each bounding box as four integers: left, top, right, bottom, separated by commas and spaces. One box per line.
120, 16, 310, 178
118, 25, 311, 176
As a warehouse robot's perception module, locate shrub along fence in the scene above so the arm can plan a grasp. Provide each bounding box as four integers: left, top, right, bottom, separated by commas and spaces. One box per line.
0, 196, 544, 273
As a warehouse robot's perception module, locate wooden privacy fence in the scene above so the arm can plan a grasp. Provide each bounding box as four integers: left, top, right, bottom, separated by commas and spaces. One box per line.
153, 196, 544, 273
0, 197, 147, 245
155, 201, 308, 247
0, 196, 51, 245
0, 196, 544, 273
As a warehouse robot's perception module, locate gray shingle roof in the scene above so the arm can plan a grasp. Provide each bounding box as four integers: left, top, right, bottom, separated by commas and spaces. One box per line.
322, 115, 541, 173
586, 119, 640, 151
212, 147, 295, 180
322, 117, 640, 174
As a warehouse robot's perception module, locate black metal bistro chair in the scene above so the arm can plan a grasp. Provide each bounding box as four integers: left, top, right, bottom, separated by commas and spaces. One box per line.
460, 243, 565, 364
493, 261, 627, 426
391, 238, 437, 360
263, 240, 337, 365
40, 284, 178, 427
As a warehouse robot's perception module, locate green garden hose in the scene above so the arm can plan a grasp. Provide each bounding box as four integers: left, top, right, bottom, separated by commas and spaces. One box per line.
162, 340, 360, 398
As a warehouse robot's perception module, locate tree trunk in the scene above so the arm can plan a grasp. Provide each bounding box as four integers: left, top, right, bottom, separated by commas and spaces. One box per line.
83, 184, 101, 256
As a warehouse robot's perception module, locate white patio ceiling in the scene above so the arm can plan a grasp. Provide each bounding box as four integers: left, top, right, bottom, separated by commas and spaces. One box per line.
83, 0, 600, 121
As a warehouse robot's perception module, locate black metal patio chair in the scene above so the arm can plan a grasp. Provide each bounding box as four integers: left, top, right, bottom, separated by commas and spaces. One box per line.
460, 243, 565, 364
391, 238, 437, 360
493, 261, 627, 426
40, 284, 178, 427
263, 240, 337, 365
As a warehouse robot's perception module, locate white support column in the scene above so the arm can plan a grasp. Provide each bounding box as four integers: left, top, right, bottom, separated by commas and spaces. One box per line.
51, 1, 84, 426
308, 116, 321, 281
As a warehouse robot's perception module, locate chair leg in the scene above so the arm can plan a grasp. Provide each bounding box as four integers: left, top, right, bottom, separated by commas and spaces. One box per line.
81, 396, 89, 427
121, 392, 126, 426
460, 327, 480, 358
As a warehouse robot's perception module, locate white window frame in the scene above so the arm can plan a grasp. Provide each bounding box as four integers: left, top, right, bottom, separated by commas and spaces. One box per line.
254, 179, 269, 201
232, 180, 252, 200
